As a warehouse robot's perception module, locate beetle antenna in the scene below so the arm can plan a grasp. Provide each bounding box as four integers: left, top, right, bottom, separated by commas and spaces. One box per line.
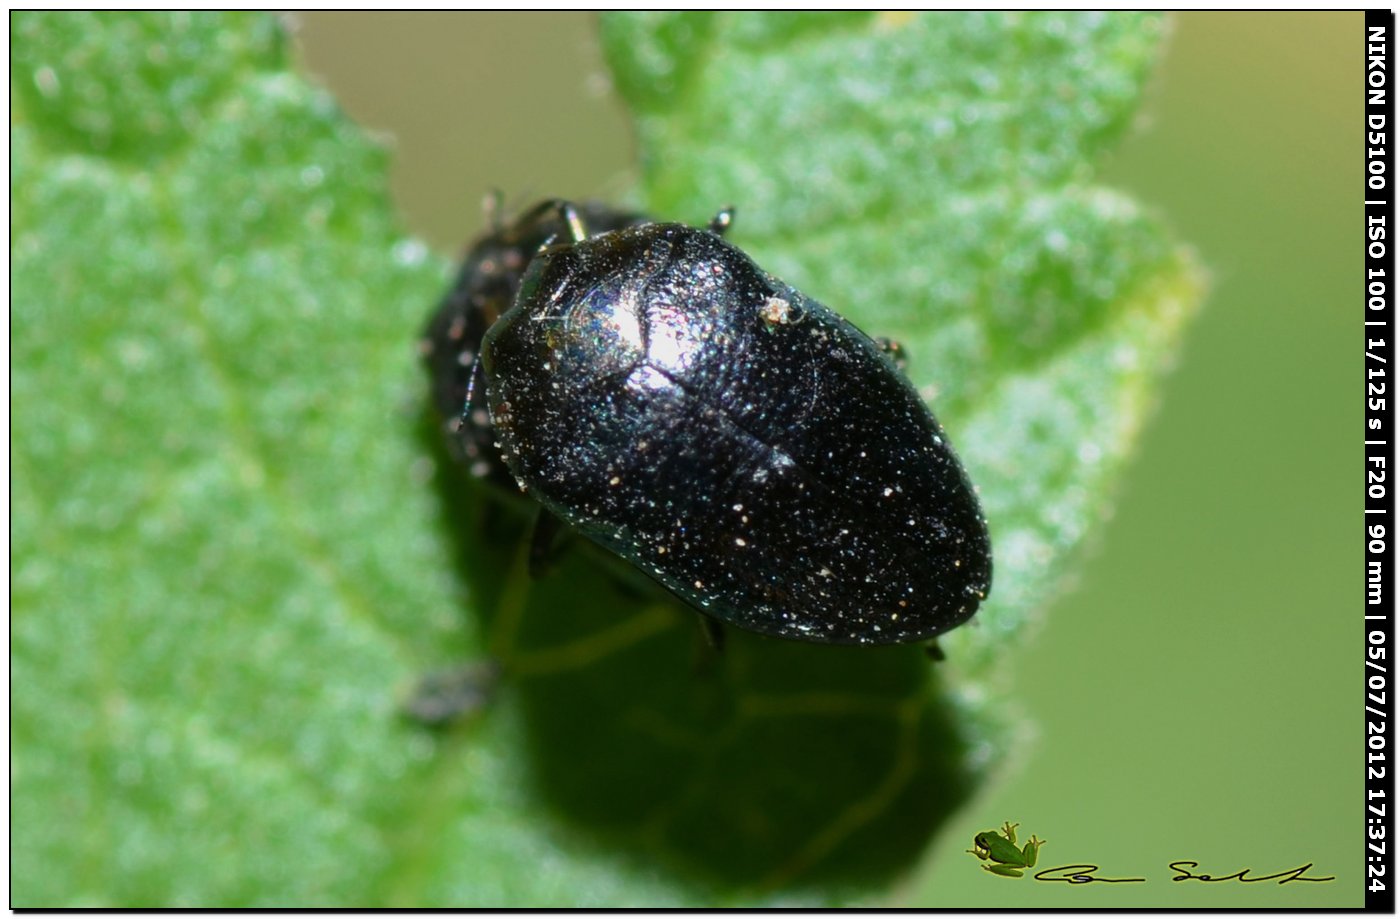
482, 188, 505, 232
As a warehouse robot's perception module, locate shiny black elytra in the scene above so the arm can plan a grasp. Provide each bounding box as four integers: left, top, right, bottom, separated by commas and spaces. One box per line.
420, 197, 647, 491
479, 204, 992, 645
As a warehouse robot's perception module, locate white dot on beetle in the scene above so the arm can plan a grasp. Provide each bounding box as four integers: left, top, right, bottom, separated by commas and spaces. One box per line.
735, 537, 747, 547
760, 296, 794, 325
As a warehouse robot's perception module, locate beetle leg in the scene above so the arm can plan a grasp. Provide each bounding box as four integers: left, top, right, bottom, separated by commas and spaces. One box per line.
528, 508, 565, 578
923, 638, 945, 663
874, 336, 909, 371
691, 613, 727, 675
463, 352, 486, 429
708, 206, 735, 237
697, 613, 726, 653
558, 202, 589, 244
480, 500, 515, 543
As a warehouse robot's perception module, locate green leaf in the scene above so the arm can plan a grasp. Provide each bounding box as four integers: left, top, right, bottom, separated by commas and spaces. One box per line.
12, 11, 1201, 908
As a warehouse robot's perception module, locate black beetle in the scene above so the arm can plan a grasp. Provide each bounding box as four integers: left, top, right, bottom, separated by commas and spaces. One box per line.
480, 204, 992, 645
421, 197, 647, 491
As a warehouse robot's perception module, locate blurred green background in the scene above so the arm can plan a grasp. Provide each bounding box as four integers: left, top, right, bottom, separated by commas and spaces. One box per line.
293, 12, 1357, 907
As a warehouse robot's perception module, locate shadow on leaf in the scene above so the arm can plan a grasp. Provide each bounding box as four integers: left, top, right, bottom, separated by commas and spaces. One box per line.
425, 419, 978, 894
